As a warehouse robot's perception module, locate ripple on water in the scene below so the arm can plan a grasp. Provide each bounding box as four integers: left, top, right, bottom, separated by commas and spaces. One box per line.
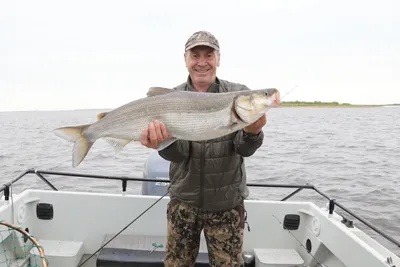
0, 108, 399, 253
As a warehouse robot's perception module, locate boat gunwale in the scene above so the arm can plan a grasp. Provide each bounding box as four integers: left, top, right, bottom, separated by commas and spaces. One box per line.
1, 167, 400, 251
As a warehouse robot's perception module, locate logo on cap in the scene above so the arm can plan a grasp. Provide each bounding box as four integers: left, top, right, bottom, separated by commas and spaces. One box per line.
185, 31, 220, 51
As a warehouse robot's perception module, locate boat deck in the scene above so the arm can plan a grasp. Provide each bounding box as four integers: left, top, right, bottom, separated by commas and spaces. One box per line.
102, 233, 208, 253
96, 234, 210, 267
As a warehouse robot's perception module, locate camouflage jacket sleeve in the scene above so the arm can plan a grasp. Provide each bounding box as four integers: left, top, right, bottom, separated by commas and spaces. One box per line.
233, 129, 264, 157
158, 140, 189, 163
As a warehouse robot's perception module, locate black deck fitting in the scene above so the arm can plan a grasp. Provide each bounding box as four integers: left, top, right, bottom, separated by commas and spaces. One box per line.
329, 199, 335, 214
122, 180, 127, 192
3, 184, 9, 201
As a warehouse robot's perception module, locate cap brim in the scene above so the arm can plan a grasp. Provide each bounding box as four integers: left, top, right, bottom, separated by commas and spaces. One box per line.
185, 41, 219, 51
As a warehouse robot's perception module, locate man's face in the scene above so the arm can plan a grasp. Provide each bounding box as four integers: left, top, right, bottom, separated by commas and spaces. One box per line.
184, 46, 220, 86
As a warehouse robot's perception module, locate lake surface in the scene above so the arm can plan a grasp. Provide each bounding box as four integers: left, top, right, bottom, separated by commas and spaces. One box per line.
0, 106, 399, 255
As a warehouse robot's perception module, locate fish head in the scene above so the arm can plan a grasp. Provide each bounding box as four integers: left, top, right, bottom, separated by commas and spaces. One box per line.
233, 88, 280, 124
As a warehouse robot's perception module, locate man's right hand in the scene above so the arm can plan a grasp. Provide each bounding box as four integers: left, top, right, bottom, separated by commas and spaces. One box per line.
140, 120, 172, 149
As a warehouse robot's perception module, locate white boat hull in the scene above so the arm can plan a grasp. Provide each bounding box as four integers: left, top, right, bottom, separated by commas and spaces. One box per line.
1, 188, 399, 267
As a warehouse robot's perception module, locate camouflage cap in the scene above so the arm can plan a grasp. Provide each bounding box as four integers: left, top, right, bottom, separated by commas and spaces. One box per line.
185, 31, 220, 52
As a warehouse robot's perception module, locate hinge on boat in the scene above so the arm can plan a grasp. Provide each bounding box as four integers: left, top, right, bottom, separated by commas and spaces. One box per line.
341, 216, 354, 228
386, 256, 396, 267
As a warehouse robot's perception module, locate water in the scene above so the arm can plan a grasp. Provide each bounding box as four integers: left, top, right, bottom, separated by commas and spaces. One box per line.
0, 107, 399, 255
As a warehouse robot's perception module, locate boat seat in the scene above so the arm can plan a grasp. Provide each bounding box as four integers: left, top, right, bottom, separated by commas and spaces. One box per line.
96, 248, 210, 267
253, 248, 304, 267
29, 239, 84, 267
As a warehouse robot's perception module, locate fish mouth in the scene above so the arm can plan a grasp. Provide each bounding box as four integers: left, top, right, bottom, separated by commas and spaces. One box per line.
271, 90, 281, 105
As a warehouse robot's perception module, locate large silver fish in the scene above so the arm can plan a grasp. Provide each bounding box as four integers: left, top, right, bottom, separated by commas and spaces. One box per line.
54, 87, 280, 167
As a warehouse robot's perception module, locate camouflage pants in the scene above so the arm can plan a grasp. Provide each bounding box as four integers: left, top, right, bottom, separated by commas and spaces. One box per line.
164, 199, 245, 267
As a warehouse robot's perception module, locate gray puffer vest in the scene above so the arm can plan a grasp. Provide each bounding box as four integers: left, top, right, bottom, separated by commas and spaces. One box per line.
158, 77, 264, 212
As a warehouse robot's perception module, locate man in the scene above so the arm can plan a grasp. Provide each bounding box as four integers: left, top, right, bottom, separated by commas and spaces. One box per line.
140, 31, 266, 267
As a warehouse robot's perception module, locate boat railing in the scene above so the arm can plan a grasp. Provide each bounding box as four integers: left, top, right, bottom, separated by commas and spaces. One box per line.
1, 168, 399, 250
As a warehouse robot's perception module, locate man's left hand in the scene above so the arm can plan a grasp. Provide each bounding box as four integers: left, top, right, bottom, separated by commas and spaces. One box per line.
244, 114, 267, 134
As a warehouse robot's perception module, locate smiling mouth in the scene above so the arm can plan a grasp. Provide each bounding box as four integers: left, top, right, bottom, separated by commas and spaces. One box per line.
195, 69, 210, 73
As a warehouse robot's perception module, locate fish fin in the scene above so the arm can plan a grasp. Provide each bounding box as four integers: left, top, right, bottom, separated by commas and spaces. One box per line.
97, 112, 108, 120
103, 137, 131, 153
147, 87, 174, 97
53, 124, 94, 167
157, 137, 178, 151
72, 137, 94, 168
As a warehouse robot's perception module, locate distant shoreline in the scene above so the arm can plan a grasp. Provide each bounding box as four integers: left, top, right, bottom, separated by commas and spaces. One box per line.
280, 101, 399, 108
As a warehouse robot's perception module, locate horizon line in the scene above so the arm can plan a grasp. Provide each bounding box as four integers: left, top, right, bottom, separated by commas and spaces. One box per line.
1, 102, 400, 113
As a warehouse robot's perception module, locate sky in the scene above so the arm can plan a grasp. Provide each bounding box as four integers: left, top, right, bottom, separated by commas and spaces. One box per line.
0, 0, 399, 111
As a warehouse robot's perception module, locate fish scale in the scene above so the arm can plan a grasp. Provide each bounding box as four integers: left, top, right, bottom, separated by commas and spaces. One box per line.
54, 87, 280, 167
88, 91, 241, 140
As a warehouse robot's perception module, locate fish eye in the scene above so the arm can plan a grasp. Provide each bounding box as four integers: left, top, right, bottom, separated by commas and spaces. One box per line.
264, 92, 269, 96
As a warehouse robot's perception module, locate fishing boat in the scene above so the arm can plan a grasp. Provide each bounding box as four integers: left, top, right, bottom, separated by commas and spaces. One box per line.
0, 151, 399, 267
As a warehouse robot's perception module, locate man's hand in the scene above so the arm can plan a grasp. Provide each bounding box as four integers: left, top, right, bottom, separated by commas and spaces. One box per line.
140, 120, 172, 149
243, 114, 267, 134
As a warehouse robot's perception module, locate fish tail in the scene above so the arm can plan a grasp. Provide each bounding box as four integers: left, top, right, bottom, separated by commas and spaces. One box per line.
53, 124, 94, 167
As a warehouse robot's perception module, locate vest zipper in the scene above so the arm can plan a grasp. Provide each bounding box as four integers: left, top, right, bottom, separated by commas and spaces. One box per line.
200, 141, 205, 209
